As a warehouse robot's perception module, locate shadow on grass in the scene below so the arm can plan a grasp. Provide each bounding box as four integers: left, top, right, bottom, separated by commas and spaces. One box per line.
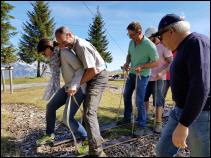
1, 136, 20, 157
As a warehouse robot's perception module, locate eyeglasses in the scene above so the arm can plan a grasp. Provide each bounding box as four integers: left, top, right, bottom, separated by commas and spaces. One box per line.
127, 32, 137, 38
158, 29, 170, 41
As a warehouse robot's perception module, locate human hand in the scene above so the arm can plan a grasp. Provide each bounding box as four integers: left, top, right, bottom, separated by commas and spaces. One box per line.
135, 66, 143, 74
172, 123, 188, 148
156, 72, 163, 79
66, 87, 77, 96
123, 63, 130, 71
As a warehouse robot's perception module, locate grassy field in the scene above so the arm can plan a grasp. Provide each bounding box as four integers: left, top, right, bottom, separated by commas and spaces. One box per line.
4, 76, 65, 84
1, 79, 173, 157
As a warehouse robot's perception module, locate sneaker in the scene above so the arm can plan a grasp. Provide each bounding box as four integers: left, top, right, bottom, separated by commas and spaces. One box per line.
36, 133, 55, 146
77, 140, 89, 155
147, 113, 154, 121
162, 109, 170, 118
154, 122, 162, 133
116, 119, 131, 126
133, 128, 146, 137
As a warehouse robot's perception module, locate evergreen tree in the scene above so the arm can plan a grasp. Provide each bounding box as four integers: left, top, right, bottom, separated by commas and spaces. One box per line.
18, 1, 55, 77
86, 7, 112, 65
1, 1, 17, 64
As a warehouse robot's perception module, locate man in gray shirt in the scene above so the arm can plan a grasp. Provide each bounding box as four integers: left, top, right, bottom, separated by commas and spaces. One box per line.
55, 26, 108, 157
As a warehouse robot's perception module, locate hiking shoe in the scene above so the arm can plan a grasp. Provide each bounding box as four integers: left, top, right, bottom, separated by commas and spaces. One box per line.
154, 122, 162, 133
133, 128, 146, 137
36, 133, 55, 146
116, 119, 131, 126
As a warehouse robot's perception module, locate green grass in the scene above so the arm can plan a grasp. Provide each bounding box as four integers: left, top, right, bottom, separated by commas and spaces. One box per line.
4, 76, 64, 84
4, 76, 50, 84
1, 83, 173, 157
108, 80, 124, 87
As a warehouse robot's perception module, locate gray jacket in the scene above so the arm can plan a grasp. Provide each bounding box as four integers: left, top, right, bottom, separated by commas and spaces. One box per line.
43, 47, 86, 101
60, 48, 86, 93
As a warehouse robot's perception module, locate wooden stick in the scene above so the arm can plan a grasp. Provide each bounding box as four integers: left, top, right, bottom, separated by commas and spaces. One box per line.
1, 68, 6, 92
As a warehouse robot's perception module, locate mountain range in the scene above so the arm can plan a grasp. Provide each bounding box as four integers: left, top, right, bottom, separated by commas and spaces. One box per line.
1, 61, 121, 79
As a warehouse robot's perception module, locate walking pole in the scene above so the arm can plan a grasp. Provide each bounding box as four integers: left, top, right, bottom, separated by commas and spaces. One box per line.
154, 80, 158, 128
132, 73, 141, 136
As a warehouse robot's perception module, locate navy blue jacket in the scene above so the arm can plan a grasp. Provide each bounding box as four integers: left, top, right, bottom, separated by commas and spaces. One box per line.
170, 32, 210, 127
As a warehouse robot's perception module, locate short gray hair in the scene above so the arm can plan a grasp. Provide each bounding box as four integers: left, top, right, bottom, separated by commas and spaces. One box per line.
166, 21, 190, 34
55, 26, 71, 35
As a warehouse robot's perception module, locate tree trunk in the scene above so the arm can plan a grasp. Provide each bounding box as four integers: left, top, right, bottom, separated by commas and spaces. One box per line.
37, 60, 41, 77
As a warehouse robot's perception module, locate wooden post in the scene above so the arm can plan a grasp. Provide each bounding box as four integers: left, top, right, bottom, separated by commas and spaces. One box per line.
1, 67, 6, 92
8, 66, 14, 94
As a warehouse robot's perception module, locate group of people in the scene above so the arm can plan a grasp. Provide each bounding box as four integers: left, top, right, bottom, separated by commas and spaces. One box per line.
36, 13, 210, 157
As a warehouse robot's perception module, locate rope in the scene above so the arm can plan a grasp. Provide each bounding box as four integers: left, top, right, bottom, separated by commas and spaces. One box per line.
173, 147, 185, 157
66, 96, 79, 153
72, 95, 84, 124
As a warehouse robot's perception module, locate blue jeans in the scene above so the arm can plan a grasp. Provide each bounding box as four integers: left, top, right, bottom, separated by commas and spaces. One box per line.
156, 106, 210, 157
46, 87, 87, 138
123, 73, 149, 128
144, 80, 165, 107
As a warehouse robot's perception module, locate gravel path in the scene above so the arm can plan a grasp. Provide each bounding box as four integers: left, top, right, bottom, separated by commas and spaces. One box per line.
1, 103, 190, 157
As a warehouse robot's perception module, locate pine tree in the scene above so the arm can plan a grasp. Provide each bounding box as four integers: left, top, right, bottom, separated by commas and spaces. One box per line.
1, 1, 17, 64
18, 1, 55, 77
86, 7, 112, 65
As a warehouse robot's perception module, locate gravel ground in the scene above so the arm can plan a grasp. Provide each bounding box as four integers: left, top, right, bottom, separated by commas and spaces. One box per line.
1, 103, 190, 157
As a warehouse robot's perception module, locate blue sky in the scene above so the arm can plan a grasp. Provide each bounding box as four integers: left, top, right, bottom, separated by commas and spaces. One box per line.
7, 1, 210, 71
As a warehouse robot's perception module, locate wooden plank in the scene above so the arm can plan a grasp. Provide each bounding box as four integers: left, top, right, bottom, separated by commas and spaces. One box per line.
52, 122, 133, 146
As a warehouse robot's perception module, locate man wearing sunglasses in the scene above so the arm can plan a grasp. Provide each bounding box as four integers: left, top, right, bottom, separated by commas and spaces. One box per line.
118, 21, 159, 137
153, 14, 210, 157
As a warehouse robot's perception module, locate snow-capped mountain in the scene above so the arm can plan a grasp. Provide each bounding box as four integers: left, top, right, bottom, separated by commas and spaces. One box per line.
2, 60, 49, 79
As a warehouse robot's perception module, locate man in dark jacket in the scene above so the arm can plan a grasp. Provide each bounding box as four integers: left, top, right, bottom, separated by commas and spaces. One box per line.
153, 14, 210, 157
